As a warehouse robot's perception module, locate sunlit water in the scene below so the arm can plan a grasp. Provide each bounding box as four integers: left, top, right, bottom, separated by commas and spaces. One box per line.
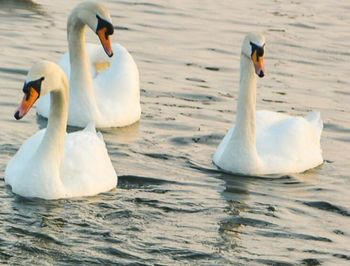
0, 0, 349, 265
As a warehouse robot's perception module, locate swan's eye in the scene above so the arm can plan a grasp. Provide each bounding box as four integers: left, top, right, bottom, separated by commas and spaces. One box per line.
22, 83, 29, 94
250, 42, 265, 58
96, 14, 114, 37
22, 77, 44, 96
257, 47, 264, 57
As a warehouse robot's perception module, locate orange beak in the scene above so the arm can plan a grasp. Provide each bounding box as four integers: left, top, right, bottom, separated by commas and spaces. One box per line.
14, 88, 40, 120
251, 50, 265, 78
97, 27, 113, 57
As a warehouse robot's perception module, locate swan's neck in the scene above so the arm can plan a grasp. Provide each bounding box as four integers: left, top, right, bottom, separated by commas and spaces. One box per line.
36, 85, 68, 164
232, 54, 257, 149
67, 13, 96, 115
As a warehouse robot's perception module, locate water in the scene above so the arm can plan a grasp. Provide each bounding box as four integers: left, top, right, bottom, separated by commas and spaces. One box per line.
0, 0, 349, 264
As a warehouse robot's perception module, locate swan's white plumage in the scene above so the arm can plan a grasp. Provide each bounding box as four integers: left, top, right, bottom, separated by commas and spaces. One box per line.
37, 43, 140, 128
214, 110, 323, 175
213, 33, 323, 176
5, 61, 117, 199
5, 126, 117, 199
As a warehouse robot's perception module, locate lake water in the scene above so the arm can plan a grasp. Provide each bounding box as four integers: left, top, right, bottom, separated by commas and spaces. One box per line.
0, 0, 349, 265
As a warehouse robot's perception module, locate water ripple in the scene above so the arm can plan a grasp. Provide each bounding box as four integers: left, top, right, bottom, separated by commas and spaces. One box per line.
0, 0, 349, 265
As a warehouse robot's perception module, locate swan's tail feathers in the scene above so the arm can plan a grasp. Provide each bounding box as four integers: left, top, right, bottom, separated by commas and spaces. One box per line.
83, 122, 97, 134
305, 111, 323, 127
97, 131, 104, 141
83, 121, 105, 141
305, 111, 323, 138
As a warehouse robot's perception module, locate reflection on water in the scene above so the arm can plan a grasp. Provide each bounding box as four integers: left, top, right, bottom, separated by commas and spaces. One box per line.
218, 173, 251, 252
0, 0, 350, 265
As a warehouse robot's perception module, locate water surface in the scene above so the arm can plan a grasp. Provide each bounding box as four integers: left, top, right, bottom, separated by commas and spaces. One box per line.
0, 0, 349, 265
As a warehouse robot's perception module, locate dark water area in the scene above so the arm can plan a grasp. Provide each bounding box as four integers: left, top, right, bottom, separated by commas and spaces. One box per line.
0, 0, 349, 265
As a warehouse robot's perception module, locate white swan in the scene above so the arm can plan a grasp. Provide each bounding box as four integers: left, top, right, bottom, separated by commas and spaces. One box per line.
36, 1, 141, 128
5, 61, 117, 199
213, 33, 323, 176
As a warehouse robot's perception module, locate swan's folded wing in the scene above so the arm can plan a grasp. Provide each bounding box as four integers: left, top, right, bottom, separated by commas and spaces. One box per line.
256, 111, 323, 173
93, 43, 141, 124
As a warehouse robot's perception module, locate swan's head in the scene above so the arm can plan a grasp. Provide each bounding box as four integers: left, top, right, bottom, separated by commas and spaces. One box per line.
15, 61, 67, 120
241, 33, 266, 78
72, 1, 114, 57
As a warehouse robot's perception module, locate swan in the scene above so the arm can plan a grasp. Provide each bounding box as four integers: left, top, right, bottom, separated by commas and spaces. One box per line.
213, 33, 323, 176
5, 61, 117, 199
36, 1, 141, 128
